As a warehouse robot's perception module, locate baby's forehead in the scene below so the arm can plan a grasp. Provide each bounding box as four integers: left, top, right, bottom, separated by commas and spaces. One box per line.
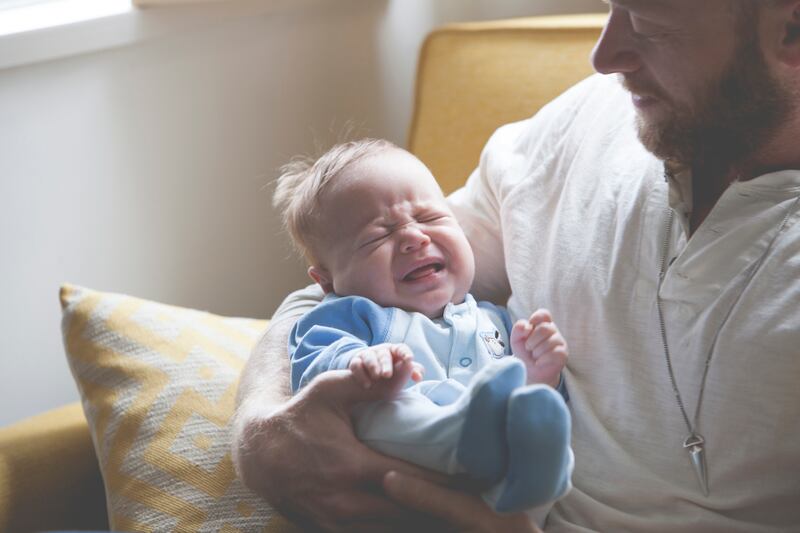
335, 156, 443, 196
330, 178, 445, 219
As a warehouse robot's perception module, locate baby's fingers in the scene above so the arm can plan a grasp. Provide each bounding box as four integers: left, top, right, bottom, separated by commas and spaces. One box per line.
374, 347, 396, 378
390, 343, 414, 363
350, 358, 373, 389
410, 362, 425, 382
527, 309, 554, 327
525, 322, 559, 355
511, 320, 533, 356
360, 350, 385, 380
533, 332, 568, 360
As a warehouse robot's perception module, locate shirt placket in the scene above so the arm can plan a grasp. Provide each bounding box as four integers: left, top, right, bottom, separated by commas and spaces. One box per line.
442, 302, 477, 384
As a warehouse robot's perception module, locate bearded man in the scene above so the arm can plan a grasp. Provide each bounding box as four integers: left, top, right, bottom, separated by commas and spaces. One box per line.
233, 1, 800, 531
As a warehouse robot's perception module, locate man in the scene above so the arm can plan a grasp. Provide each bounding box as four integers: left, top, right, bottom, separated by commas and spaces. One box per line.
232, 1, 800, 531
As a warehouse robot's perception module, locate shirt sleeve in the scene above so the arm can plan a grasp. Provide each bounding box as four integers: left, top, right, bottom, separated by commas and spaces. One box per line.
271, 284, 325, 326
288, 296, 394, 392
447, 152, 511, 306
447, 74, 606, 306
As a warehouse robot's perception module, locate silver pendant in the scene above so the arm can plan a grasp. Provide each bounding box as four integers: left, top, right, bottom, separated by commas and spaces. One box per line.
683, 433, 709, 496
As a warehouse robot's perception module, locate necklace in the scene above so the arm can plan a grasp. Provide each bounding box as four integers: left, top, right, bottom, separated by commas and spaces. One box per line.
655, 193, 800, 496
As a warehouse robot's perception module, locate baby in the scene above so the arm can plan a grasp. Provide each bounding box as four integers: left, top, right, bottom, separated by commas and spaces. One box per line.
273, 139, 573, 513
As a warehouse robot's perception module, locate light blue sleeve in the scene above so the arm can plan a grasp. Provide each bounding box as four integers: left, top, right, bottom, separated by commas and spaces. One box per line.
288, 295, 395, 392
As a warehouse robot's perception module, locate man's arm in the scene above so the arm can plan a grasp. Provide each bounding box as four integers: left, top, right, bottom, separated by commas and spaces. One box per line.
232, 289, 446, 531
231, 289, 540, 532
383, 471, 541, 533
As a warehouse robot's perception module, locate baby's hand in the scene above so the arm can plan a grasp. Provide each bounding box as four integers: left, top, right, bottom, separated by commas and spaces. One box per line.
349, 343, 424, 392
510, 309, 568, 388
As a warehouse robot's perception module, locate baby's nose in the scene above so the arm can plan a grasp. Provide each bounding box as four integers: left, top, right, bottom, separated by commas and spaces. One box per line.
400, 226, 431, 252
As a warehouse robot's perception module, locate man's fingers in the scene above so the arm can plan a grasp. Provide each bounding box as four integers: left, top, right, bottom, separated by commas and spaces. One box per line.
383, 470, 476, 524
283, 490, 423, 533
383, 471, 541, 533
354, 445, 449, 488
306, 370, 398, 410
319, 490, 427, 532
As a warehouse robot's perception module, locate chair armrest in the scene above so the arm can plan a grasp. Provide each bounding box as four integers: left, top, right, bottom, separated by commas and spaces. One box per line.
0, 402, 108, 532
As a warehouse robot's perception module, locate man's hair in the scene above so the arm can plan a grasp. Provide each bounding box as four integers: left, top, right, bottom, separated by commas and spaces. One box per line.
273, 138, 397, 264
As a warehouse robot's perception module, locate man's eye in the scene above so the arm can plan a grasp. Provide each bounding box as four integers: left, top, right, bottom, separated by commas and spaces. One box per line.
630, 16, 667, 39
632, 28, 664, 40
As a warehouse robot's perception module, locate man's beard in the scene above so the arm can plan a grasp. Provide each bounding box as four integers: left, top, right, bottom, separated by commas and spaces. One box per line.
631, 35, 792, 175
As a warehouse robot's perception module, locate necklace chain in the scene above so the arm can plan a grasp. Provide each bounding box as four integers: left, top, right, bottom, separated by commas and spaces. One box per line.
656, 209, 703, 435
655, 188, 800, 494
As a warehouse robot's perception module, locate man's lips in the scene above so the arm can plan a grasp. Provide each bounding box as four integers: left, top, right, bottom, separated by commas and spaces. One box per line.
401, 260, 445, 282
620, 76, 664, 107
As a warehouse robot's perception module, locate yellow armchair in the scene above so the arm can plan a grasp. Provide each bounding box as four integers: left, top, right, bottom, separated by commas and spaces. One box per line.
0, 403, 108, 532
0, 14, 603, 532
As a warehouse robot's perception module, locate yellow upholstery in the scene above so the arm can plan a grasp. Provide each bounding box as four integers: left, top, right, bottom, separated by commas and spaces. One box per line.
0, 403, 107, 532
409, 14, 605, 193
0, 14, 605, 532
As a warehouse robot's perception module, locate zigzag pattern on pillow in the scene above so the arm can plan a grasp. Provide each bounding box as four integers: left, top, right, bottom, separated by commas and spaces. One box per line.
60, 284, 299, 533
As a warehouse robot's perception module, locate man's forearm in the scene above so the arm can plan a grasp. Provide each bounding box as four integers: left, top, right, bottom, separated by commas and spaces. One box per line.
235, 319, 294, 415
231, 284, 325, 490
234, 284, 325, 421
231, 318, 295, 488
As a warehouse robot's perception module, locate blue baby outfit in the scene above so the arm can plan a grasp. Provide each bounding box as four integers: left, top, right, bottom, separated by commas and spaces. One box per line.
291, 293, 513, 393
289, 293, 574, 513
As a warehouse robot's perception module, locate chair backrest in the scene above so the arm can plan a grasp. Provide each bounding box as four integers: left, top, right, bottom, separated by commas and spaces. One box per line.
408, 14, 606, 194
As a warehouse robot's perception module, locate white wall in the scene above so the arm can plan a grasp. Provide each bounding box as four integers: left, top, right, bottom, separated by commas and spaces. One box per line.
0, 0, 604, 425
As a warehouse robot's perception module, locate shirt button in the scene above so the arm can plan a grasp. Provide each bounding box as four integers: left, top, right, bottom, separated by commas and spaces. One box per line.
459, 357, 472, 367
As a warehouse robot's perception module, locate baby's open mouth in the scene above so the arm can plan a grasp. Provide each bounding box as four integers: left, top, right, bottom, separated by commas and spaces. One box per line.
403, 262, 444, 281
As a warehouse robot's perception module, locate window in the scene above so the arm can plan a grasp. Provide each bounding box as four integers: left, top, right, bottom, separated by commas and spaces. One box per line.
0, 0, 131, 38
0, 0, 52, 9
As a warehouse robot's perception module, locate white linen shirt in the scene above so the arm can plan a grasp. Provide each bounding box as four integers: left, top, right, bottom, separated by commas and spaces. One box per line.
448, 73, 800, 532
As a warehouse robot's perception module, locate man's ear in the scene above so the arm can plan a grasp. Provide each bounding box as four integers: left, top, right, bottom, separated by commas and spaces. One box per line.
774, 0, 800, 66
308, 266, 334, 294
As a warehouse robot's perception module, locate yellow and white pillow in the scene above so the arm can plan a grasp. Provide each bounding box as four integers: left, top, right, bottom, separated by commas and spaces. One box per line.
60, 284, 299, 533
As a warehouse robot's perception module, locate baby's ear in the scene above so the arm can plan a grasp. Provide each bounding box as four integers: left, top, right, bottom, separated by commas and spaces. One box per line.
308, 266, 334, 294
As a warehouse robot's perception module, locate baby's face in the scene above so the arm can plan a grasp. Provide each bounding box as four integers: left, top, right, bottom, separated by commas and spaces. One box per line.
311, 148, 475, 318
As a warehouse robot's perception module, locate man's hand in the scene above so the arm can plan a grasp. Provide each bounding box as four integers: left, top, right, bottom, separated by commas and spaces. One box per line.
238, 370, 451, 532
510, 309, 568, 388
349, 343, 425, 392
233, 320, 448, 532
383, 470, 542, 533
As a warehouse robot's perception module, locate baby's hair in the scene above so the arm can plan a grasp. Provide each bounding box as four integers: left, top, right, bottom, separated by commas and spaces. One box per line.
274, 138, 397, 264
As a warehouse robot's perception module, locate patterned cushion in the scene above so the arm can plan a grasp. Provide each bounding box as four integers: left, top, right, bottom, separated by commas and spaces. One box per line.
60, 284, 300, 533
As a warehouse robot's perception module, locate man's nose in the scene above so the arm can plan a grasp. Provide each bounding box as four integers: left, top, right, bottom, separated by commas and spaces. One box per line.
591, 8, 641, 75
399, 226, 431, 253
